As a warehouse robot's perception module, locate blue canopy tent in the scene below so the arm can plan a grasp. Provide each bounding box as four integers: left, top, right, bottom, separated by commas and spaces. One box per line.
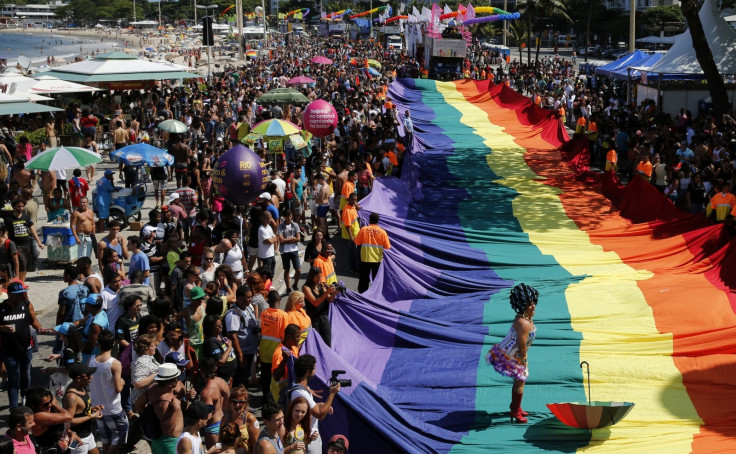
594, 50, 649, 78
610, 53, 663, 81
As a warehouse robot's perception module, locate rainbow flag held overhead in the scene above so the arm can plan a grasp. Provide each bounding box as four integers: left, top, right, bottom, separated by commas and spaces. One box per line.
302, 78, 736, 453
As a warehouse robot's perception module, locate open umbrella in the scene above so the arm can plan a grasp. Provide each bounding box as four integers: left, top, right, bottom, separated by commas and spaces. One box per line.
257, 88, 309, 105
366, 59, 381, 68
110, 143, 174, 167
310, 56, 333, 64
26, 146, 101, 171
287, 76, 315, 86
367, 67, 381, 77
158, 119, 189, 133
547, 361, 635, 429
251, 119, 301, 136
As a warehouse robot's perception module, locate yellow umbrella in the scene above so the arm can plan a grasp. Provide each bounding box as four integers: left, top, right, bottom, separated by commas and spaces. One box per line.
367, 59, 382, 68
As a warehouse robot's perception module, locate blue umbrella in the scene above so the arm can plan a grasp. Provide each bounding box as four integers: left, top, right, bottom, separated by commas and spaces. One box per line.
367, 66, 380, 77
110, 143, 174, 167
145, 47, 156, 51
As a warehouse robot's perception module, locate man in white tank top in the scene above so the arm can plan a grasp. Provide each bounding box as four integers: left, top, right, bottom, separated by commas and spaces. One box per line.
88, 329, 128, 454
176, 401, 211, 454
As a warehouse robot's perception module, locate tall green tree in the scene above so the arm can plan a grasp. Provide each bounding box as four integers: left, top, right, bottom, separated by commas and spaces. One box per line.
680, 0, 728, 117
641, 5, 684, 35
508, 19, 529, 63
517, 0, 570, 64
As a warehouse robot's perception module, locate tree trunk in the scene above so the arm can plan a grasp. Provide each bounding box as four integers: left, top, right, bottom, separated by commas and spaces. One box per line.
585, 0, 593, 62
681, 0, 729, 118
527, 16, 532, 65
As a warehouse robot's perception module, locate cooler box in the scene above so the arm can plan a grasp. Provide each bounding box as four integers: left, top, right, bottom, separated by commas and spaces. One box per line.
47, 241, 78, 262
42, 224, 77, 246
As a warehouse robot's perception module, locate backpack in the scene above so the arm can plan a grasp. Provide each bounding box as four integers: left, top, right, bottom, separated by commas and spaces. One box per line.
278, 381, 309, 410
118, 343, 133, 377
140, 402, 163, 441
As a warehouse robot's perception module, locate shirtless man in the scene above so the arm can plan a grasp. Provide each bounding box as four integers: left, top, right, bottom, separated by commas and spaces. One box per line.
12, 160, 33, 190
314, 173, 331, 238
45, 116, 57, 147
71, 198, 96, 259
136, 363, 190, 454
168, 134, 191, 187
198, 357, 231, 449
40, 170, 57, 204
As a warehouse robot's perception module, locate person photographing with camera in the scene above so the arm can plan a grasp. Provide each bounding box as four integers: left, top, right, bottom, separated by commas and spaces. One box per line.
287, 355, 342, 454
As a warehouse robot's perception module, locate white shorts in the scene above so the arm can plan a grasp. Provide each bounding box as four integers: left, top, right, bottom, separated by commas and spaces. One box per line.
329, 194, 337, 209
72, 433, 97, 454
247, 245, 258, 258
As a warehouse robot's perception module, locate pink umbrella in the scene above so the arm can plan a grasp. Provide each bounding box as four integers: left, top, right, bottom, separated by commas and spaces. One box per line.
310, 56, 333, 65
287, 76, 316, 86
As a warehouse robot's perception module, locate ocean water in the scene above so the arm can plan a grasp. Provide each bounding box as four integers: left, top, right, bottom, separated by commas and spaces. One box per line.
0, 31, 123, 66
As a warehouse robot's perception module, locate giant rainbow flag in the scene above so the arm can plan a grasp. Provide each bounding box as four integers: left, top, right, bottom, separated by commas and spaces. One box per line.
301, 78, 736, 453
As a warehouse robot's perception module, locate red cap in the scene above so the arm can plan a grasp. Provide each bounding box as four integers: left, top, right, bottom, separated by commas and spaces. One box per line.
329, 434, 349, 450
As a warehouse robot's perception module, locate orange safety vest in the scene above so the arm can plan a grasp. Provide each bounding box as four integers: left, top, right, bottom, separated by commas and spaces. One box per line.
636, 160, 652, 178
341, 204, 360, 240
314, 254, 337, 285
605, 149, 618, 172
576, 117, 587, 134
354, 224, 391, 263
288, 308, 311, 346
259, 308, 289, 363
706, 192, 736, 221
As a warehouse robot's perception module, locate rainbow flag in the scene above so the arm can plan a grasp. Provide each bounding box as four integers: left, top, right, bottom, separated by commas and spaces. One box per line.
302, 79, 736, 453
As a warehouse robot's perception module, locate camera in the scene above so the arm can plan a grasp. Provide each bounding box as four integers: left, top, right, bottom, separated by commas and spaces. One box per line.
331, 282, 347, 295
329, 370, 351, 387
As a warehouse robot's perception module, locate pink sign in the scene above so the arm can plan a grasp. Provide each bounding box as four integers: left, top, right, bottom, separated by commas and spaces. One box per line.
302, 99, 338, 138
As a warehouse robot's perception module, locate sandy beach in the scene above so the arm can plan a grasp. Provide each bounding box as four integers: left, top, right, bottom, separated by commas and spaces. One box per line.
0, 27, 227, 72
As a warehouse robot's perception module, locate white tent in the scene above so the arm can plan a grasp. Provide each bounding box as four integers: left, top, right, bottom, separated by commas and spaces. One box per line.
646, 0, 736, 76
0, 93, 63, 115
0, 74, 54, 101
31, 76, 103, 93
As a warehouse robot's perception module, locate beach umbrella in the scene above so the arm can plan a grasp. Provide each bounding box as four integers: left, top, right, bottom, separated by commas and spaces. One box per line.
146, 47, 156, 52
367, 67, 381, 77
251, 119, 301, 136
310, 56, 333, 64
110, 143, 174, 167
158, 119, 189, 133
547, 362, 635, 429
26, 146, 101, 171
367, 59, 382, 68
287, 76, 315, 86
257, 88, 309, 105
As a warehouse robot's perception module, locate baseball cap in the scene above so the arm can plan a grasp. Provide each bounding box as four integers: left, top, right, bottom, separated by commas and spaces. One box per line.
189, 286, 206, 300
169, 193, 180, 202
69, 363, 97, 379
154, 363, 181, 382
104, 169, 115, 176
7, 281, 27, 294
165, 351, 190, 367
328, 434, 349, 452
54, 321, 76, 336
84, 294, 102, 306
142, 225, 156, 237
160, 205, 169, 212
259, 192, 271, 200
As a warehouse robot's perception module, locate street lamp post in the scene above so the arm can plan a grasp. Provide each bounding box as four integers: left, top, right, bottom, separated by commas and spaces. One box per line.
197, 4, 219, 82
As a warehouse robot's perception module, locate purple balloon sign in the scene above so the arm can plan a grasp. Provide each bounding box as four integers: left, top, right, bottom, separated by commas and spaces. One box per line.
212, 144, 268, 205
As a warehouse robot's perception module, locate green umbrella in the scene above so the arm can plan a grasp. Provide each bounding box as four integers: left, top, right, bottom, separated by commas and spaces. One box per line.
257, 88, 310, 105
158, 119, 189, 133
25, 146, 102, 171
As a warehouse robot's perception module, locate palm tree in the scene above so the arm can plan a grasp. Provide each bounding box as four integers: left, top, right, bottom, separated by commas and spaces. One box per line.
517, 0, 571, 64
509, 20, 529, 64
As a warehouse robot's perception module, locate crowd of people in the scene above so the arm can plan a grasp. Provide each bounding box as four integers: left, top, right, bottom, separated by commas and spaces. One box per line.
0, 27, 734, 454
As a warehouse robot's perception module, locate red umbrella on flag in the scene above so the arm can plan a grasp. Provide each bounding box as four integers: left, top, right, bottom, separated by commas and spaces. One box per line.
547, 361, 635, 429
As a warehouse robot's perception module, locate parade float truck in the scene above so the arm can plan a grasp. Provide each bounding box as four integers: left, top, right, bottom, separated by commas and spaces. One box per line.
422, 35, 466, 80
378, 25, 403, 52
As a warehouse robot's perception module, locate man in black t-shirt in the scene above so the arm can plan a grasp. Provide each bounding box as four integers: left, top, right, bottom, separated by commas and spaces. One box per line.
4, 198, 44, 281
0, 222, 19, 278
0, 281, 45, 409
